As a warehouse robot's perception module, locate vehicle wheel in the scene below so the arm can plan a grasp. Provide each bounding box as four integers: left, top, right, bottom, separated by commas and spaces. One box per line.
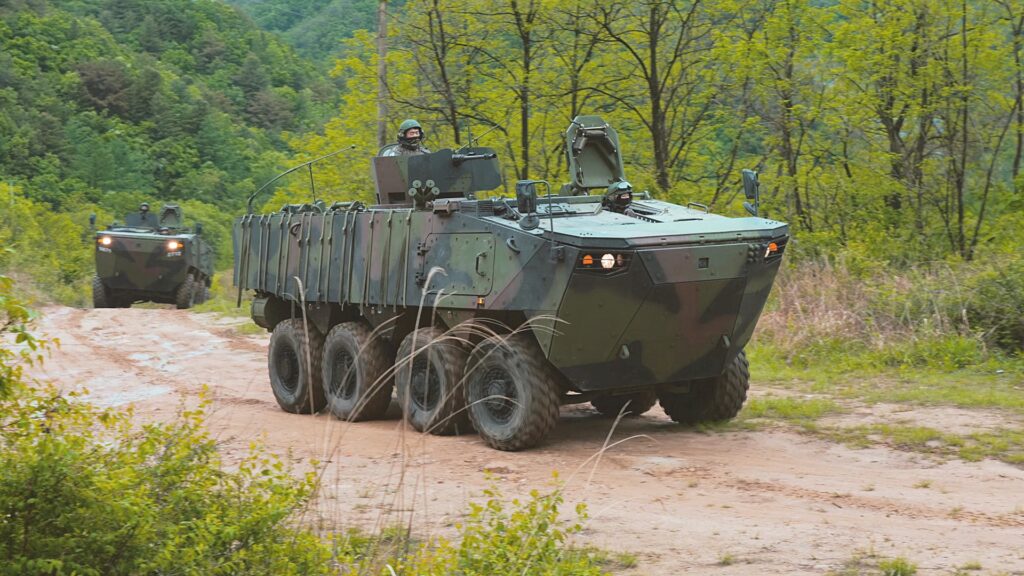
322, 321, 393, 421
659, 350, 750, 424
395, 326, 471, 435
268, 318, 326, 414
591, 389, 657, 418
465, 334, 560, 451
175, 274, 196, 309
92, 276, 111, 308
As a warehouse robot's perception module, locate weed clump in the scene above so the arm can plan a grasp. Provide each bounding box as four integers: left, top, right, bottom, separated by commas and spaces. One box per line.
395, 483, 607, 575
756, 256, 1024, 369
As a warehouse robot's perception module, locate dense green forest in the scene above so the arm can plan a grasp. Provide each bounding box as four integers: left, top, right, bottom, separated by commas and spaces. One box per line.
1, 0, 1022, 351
226, 0, 396, 61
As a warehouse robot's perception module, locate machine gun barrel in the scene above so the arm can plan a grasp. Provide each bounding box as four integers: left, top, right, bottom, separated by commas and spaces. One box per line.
451, 152, 497, 165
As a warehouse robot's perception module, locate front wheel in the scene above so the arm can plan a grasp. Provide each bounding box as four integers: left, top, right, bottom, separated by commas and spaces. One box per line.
92, 276, 112, 308
395, 326, 471, 435
175, 273, 196, 309
322, 321, 393, 421
464, 334, 561, 451
268, 318, 326, 414
658, 350, 750, 424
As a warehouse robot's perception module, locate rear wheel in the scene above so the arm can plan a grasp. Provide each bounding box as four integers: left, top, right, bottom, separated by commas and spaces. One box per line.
659, 350, 750, 424
591, 389, 657, 418
465, 334, 560, 451
322, 321, 393, 421
395, 327, 471, 435
268, 318, 326, 414
175, 273, 196, 309
92, 276, 111, 309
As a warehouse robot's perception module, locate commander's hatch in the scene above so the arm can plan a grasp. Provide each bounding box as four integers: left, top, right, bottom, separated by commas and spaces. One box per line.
158, 204, 184, 229
372, 147, 502, 205
565, 115, 625, 194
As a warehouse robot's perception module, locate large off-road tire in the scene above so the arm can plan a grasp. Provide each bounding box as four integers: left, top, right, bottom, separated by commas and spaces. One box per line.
321, 321, 393, 421
395, 326, 471, 435
591, 389, 657, 418
92, 276, 112, 308
465, 334, 561, 451
659, 350, 750, 424
268, 318, 326, 414
192, 279, 210, 305
175, 273, 196, 309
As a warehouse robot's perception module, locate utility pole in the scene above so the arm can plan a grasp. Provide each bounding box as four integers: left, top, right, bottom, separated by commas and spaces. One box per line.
376, 0, 388, 148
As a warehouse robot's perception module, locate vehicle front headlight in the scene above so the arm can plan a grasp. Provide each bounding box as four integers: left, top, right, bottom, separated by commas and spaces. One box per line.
166, 240, 182, 251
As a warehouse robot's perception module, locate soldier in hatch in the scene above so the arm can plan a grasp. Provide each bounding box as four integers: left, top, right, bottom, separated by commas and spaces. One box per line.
379, 119, 431, 157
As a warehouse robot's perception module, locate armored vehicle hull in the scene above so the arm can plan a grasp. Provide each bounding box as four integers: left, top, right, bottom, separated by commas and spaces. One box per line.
93, 204, 214, 309
234, 117, 788, 450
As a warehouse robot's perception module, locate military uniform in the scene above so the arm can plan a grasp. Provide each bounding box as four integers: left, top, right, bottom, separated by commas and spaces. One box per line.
380, 142, 431, 157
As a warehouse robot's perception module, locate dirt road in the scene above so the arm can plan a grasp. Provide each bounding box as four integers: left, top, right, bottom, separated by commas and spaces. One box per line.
26, 306, 1024, 575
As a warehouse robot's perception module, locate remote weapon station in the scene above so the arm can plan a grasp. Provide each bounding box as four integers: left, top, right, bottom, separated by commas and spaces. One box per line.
234, 116, 788, 451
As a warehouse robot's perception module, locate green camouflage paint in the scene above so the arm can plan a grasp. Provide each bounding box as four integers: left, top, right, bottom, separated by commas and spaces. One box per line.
94, 204, 213, 307
235, 116, 788, 449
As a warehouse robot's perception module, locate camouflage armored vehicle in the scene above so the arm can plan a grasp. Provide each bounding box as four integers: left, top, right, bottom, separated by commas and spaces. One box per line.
234, 115, 788, 451
93, 203, 214, 309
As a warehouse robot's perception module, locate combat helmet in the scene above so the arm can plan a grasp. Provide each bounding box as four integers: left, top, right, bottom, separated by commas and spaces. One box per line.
397, 119, 424, 149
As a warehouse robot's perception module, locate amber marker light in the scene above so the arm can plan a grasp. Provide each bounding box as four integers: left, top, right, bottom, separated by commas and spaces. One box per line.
764, 242, 778, 258
581, 254, 594, 266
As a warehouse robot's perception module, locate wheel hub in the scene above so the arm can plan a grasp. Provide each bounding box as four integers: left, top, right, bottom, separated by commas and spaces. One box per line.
409, 356, 441, 411
274, 346, 300, 393
480, 366, 516, 423
329, 350, 356, 399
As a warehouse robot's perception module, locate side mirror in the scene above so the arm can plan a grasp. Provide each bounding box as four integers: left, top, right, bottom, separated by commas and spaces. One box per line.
515, 180, 540, 230
741, 169, 760, 217
89, 213, 96, 229
195, 222, 203, 235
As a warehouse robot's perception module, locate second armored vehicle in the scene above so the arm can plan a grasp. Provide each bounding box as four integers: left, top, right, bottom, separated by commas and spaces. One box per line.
93, 203, 214, 309
234, 116, 788, 450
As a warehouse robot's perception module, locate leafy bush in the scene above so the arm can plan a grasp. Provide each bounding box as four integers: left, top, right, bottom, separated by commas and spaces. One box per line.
397, 483, 607, 576
0, 280, 331, 575
0, 389, 332, 576
963, 258, 1024, 352
0, 273, 43, 399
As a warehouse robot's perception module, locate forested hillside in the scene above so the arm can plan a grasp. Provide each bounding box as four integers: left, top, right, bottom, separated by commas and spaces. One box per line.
0, 0, 339, 296
1, 0, 1022, 353
226, 0, 391, 61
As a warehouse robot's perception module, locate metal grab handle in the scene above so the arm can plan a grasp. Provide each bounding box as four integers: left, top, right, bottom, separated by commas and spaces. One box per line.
475, 251, 488, 275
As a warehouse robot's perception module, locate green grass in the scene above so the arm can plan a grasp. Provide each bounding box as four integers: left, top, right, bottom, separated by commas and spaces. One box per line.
192, 270, 252, 318
740, 340, 1024, 465
741, 396, 843, 427
816, 424, 1024, 464
827, 551, 918, 576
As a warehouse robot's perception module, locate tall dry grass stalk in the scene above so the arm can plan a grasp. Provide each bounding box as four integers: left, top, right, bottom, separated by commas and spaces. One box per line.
756, 258, 977, 354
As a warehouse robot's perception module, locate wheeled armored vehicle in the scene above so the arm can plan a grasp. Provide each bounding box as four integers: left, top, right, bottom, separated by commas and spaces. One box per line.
233, 116, 788, 451
92, 204, 214, 309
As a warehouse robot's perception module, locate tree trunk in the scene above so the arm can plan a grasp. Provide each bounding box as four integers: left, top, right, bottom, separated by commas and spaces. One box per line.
376, 0, 388, 148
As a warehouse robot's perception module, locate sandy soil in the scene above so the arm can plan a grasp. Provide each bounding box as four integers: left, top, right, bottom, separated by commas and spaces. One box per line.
24, 306, 1024, 575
